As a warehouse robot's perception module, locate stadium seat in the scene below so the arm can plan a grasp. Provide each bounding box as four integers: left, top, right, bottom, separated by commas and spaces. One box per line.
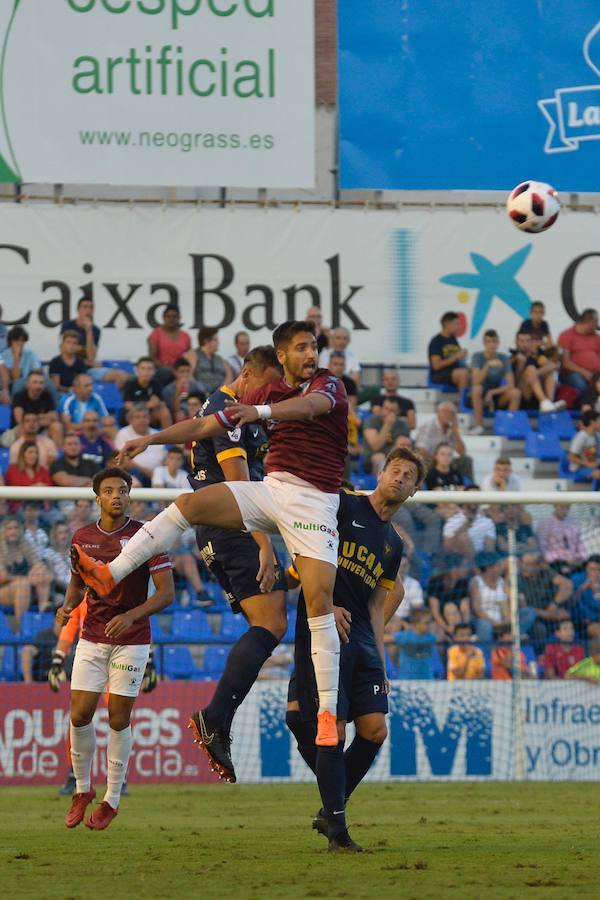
150, 616, 168, 643
0, 447, 9, 474
19, 611, 55, 641
538, 410, 576, 440
0, 611, 16, 643
493, 410, 531, 440
426, 373, 457, 393
202, 645, 230, 678
202, 579, 229, 610
102, 359, 135, 374
352, 473, 377, 491
94, 381, 124, 413
219, 611, 249, 641
0, 404, 11, 431
0, 646, 22, 681
157, 646, 199, 679
282, 608, 297, 643
171, 610, 215, 642
525, 431, 562, 462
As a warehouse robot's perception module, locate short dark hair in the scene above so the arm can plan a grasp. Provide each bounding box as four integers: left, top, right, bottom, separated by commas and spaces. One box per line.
587, 554, 600, 566
77, 297, 93, 308
578, 308, 598, 323
244, 345, 281, 374
174, 357, 191, 370
582, 410, 600, 427
530, 301, 545, 311
92, 466, 133, 496
382, 447, 427, 485
272, 320, 316, 350
483, 329, 498, 339
453, 622, 472, 636
8, 325, 28, 344
329, 350, 346, 360
164, 304, 179, 315
187, 391, 204, 404
440, 311, 459, 326
198, 326, 218, 345
136, 356, 154, 367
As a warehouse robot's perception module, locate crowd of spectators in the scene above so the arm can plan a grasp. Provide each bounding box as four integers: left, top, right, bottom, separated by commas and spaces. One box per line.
0, 300, 599, 686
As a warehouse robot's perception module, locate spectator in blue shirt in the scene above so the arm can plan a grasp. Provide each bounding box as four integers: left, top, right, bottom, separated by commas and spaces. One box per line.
60, 373, 109, 429
77, 410, 114, 468
395, 608, 437, 679
0, 326, 43, 397
573, 554, 600, 639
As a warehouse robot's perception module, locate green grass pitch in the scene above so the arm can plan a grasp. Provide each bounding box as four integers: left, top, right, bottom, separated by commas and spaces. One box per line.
1, 783, 599, 899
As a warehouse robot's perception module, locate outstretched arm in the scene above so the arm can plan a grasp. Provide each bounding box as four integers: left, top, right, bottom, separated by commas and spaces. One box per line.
115, 415, 224, 464
225, 392, 333, 426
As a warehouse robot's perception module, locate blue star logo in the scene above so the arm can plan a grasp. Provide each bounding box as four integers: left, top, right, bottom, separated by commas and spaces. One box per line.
439, 245, 533, 338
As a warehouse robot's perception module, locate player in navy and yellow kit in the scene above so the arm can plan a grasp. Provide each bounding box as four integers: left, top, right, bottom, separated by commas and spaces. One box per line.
286, 447, 426, 852
187, 346, 289, 782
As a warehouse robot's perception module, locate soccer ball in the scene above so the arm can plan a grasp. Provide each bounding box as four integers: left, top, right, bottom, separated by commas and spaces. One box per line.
506, 181, 560, 233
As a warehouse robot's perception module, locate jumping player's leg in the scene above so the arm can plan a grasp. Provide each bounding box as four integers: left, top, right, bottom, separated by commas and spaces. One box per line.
204, 590, 287, 735
73, 484, 245, 593
293, 556, 339, 746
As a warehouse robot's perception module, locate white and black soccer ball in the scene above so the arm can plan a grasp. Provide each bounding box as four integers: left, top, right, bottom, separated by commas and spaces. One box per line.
506, 181, 560, 233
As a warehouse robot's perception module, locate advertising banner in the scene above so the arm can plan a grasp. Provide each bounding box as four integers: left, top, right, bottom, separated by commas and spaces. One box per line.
339, 1, 600, 191
0, 203, 597, 365
2, 680, 600, 784
0, 0, 314, 188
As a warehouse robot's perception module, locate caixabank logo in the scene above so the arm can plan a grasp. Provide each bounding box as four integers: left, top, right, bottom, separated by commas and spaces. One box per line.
539, 22, 600, 154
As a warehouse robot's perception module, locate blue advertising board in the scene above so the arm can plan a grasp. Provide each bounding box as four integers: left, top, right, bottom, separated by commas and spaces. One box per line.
339, 1, 600, 191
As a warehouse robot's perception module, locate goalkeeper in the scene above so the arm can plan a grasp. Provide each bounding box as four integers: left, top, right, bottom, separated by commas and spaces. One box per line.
48, 598, 159, 796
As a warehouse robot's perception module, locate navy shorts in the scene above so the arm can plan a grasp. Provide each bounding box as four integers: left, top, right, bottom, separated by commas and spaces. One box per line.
289, 632, 388, 723
196, 525, 287, 613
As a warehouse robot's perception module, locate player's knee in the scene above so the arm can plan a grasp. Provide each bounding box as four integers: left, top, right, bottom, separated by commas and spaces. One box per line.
359, 720, 387, 744
71, 710, 94, 728
267, 614, 287, 642
108, 713, 131, 731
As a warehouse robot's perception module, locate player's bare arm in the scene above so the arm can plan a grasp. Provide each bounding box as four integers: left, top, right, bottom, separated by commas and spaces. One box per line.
55, 571, 87, 627
219, 455, 276, 593
369, 586, 388, 674
225, 391, 333, 426
383, 573, 405, 625
116, 414, 224, 464
104, 566, 175, 639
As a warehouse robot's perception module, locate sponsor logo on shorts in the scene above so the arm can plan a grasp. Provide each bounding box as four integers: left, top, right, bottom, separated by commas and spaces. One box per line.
292, 521, 338, 538
198, 540, 215, 566
110, 662, 142, 672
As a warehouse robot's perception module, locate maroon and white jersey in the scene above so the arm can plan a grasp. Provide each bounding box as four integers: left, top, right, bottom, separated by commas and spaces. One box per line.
215, 368, 348, 494
72, 518, 172, 646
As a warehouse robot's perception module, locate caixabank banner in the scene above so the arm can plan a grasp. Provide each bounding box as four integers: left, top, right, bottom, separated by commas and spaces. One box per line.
0, 0, 314, 187
339, 1, 600, 191
0, 203, 597, 364
2, 681, 600, 783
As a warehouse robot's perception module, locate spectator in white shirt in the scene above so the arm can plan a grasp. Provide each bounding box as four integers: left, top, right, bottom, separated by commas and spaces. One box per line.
225, 331, 251, 379
443, 490, 497, 559
481, 457, 522, 492
114, 403, 167, 486
319, 327, 361, 385
151, 446, 192, 491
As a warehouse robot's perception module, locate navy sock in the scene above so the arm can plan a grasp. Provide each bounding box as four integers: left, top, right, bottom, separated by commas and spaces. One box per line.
316, 743, 346, 839
344, 735, 383, 802
205, 626, 278, 731
285, 710, 317, 773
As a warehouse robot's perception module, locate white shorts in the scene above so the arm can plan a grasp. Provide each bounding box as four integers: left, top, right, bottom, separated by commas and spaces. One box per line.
71, 638, 150, 697
224, 473, 341, 567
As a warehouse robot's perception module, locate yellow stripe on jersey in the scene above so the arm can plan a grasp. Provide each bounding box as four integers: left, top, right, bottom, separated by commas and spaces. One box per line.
216, 447, 247, 464
219, 385, 237, 399
377, 577, 396, 590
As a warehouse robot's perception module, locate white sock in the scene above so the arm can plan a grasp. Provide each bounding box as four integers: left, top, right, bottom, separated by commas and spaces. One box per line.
70, 721, 96, 794
110, 503, 190, 583
308, 613, 340, 715
104, 726, 133, 810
